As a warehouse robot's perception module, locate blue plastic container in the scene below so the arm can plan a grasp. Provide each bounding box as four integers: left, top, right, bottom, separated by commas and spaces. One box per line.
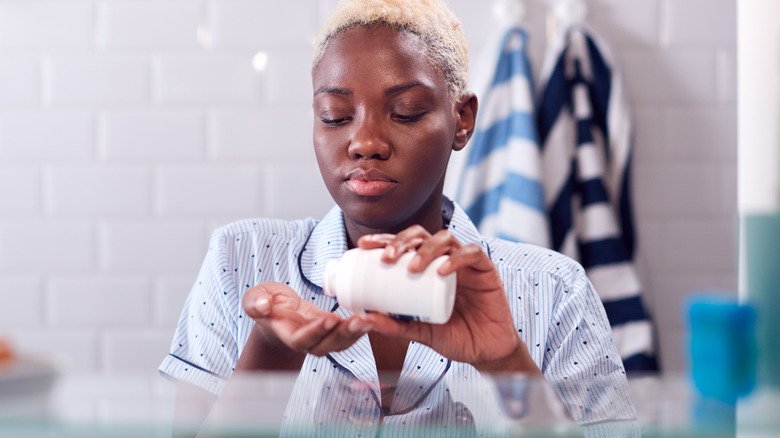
686, 296, 757, 404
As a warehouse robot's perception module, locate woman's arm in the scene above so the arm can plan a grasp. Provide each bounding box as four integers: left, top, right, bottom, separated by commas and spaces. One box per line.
235, 323, 306, 371
471, 342, 542, 375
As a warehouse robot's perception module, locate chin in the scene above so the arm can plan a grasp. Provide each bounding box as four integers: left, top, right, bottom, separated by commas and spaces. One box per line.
341, 197, 411, 230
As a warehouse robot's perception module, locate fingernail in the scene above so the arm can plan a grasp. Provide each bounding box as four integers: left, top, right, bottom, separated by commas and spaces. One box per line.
384, 246, 395, 258
438, 260, 452, 275
254, 297, 269, 312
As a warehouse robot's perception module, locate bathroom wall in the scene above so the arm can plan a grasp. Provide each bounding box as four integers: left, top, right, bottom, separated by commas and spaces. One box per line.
0, 0, 736, 375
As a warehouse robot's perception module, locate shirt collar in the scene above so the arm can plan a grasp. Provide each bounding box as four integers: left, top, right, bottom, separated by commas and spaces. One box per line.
300, 200, 489, 290
299, 205, 349, 290
446, 201, 491, 255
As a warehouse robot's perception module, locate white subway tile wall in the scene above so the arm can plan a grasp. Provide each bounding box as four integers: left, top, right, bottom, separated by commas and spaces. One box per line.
46, 276, 151, 328
666, 0, 736, 47
0, 57, 41, 105
0, 222, 96, 272
209, 107, 314, 162
0, 167, 40, 218
98, 222, 207, 274
588, 0, 660, 49
152, 276, 196, 329
96, 1, 205, 50
46, 165, 151, 217
0, 111, 94, 161
48, 55, 151, 106
100, 330, 173, 374
100, 110, 206, 161
0, 2, 94, 50
0, 0, 736, 374
0, 277, 42, 329
154, 54, 266, 104
155, 165, 264, 217
211, 0, 318, 49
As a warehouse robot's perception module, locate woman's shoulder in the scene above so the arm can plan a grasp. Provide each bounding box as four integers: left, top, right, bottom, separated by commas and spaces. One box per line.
486, 237, 581, 269
485, 237, 587, 285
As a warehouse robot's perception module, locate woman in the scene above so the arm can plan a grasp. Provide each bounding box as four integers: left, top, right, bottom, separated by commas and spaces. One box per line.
161, 0, 636, 433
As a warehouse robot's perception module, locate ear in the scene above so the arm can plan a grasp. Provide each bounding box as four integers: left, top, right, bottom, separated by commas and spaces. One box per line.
452, 92, 478, 151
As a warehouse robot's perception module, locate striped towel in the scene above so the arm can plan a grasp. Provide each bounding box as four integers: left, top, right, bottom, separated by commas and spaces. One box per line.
537, 24, 658, 372
448, 27, 550, 247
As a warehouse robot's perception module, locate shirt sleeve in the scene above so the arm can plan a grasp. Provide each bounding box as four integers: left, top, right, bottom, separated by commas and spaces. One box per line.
542, 265, 638, 425
159, 228, 241, 395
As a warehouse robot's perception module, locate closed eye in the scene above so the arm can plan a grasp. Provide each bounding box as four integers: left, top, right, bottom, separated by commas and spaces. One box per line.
392, 112, 426, 123
321, 116, 352, 126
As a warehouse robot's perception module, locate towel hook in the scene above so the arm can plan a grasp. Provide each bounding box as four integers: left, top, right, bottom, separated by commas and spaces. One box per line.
492, 0, 526, 26
550, 0, 588, 27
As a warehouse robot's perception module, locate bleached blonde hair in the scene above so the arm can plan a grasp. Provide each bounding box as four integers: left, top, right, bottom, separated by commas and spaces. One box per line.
313, 0, 469, 100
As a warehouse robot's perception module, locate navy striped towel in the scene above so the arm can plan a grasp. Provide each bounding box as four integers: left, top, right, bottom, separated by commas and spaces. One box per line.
537, 24, 658, 372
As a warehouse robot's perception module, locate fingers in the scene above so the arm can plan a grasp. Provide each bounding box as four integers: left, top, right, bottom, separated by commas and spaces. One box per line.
437, 243, 493, 276
241, 282, 374, 357
283, 313, 339, 351
358, 227, 467, 274
265, 307, 313, 332
408, 229, 461, 272
356, 233, 395, 249
374, 225, 428, 262
309, 317, 374, 356
242, 282, 300, 319
360, 313, 431, 345
285, 315, 373, 357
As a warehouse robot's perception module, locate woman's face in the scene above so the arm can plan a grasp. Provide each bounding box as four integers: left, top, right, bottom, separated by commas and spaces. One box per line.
312, 25, 475, 238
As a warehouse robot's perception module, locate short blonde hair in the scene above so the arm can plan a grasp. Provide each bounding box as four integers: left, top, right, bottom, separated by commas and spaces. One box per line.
313, 0, 469, 99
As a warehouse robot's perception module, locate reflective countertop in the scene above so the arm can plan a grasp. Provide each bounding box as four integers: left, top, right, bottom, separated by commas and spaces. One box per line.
1, 356, 778, 437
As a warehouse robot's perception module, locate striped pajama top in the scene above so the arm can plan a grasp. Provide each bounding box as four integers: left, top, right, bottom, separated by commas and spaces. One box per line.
159, 201, 637, 435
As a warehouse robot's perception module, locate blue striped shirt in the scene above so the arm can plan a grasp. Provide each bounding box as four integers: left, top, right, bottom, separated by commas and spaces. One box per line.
160, 202, 636, 432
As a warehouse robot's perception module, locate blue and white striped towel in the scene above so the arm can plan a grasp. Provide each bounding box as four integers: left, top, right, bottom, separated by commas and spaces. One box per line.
447, 27, 550, 247
537, 24, 658, 372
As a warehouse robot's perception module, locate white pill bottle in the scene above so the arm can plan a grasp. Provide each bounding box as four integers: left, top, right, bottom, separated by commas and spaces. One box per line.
323, 248, 456, 324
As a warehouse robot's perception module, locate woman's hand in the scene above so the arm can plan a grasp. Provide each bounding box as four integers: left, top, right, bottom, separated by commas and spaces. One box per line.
240, 282, 372, 357
357, 228, 540, 374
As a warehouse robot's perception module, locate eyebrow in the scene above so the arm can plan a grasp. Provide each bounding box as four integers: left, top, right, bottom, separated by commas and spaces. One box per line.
313, 81, 431, 97
385, 81, 430, 96
314, 86, 352, 97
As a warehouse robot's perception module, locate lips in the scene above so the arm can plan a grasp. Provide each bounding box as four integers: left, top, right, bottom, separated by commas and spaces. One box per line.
344, 168, 398, 197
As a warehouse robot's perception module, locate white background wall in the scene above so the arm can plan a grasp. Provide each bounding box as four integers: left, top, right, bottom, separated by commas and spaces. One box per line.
0, 0, 736, 376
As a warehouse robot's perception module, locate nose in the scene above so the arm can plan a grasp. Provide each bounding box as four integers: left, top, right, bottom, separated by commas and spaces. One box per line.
347, 115, 390, 160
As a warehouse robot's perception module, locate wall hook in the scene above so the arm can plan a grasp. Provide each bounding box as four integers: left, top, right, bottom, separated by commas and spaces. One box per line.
492, 0, 526, 26
550, 0, 588, 28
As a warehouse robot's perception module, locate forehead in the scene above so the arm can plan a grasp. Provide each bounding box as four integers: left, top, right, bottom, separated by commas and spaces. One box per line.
312, 25, 447, 92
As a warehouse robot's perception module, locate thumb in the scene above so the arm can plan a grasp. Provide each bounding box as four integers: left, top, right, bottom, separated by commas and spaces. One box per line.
242, 282, 298, 319
242, 285, 273, 319
360, 313, 429, 344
